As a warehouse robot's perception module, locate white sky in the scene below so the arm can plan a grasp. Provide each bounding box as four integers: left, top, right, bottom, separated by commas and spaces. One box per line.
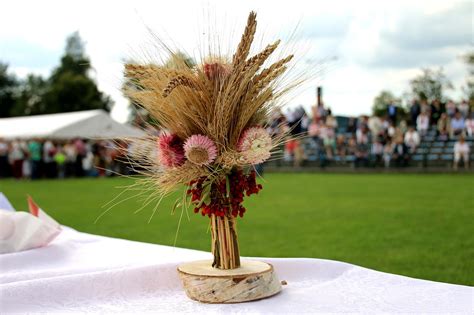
1, 0, 471, 122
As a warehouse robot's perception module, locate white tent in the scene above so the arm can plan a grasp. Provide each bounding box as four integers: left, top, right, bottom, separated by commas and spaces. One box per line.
0, 110, 145, 139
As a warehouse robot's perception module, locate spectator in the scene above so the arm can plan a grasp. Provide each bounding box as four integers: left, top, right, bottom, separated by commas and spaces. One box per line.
399, 120, 408, 135
357, 115, 369, 130
383, 140, 394, 168
368, 115, 383, 141
393, 126, 405, 141
312, 102, 326, 120
347, 136, 357, 159
453, 135, 470, 170
420, 99, 430, 114
465, 112, 474, 137
9, 140, 25, 179
346, 117, 357, 134
446, 100, 456, 118
404, 126, 420, 153
392, 136, 409, 167
325, 110, 338, 130
437, 113, 451, 140
289, 106, 306, 135
335, 135, 347, 164
409, 99, 421, 126
28, 139, 42, 180
356, 125, 369, 144
371, 137, 384, 167
381, 116, 390, 131
308, 118, 321, 141
74, 138, 86, 177
293, 140, 305, 167
416, 112, 430, 137
0, 138, 9, 178
354, 140, 370, 168
387, 122, 396, 139
22, 142, 31, 179
430, 99, 442, 125
284, 139, 296, 162
54, 147, 67, 179
321, 123, 336, 160
458, 100, 470, 118
450, 111, 465, 138
387, 101, 398, 124
300, 111, 310, 134
82, 150, 97, 177
64, 141, 77, 177
43, 140, 57, 178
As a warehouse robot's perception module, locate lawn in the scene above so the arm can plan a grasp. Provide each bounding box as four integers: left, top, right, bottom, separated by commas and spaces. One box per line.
1, 173, 473, 286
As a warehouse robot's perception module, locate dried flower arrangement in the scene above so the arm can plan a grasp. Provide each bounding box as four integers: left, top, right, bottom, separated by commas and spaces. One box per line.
122, 12, 303, 301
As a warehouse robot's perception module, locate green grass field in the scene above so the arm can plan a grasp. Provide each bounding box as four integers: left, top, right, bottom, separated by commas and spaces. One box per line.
1, 173, 473, 286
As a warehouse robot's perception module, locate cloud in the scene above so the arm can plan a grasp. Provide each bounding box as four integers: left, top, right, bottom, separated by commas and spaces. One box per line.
368, 46, 464, 69
382, 1, 472, 51
365, 1, 471, 69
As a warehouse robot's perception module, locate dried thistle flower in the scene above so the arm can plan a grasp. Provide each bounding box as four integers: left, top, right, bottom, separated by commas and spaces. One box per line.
237, 127, 272, 164
184, 134, 218, 166
157, 134, 185, 168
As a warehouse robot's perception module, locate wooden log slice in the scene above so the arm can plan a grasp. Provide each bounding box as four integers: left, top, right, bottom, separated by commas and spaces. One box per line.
177, 259, 282, 303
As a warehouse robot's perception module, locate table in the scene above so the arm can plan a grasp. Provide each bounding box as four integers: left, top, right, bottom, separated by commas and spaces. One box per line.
1, 227, 472, 313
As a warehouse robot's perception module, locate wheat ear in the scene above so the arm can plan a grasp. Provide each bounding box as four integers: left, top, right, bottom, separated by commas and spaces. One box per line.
242, 40, 281, 73
162, 75, 199, 97
232, 11, 257, 67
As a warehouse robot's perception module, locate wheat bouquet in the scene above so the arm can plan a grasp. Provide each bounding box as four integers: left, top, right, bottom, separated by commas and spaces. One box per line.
123, 11, 301, 303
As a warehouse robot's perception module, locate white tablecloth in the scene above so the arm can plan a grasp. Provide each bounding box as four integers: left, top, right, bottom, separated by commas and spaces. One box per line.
0, 227, 472, 314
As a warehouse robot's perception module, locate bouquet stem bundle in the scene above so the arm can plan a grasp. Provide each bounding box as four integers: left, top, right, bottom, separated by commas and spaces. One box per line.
211, 214, 240, 269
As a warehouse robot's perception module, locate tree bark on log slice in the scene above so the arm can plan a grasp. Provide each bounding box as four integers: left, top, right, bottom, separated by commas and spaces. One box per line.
177, 260, 282, 303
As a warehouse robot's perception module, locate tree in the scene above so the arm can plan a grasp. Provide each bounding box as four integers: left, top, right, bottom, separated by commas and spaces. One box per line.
13, 74, 47, 116
409, 68, 452, 102
372, 90, 398, 117
461, 52, 474, 108
42, 32, 113, 114
0, 63, 19, 117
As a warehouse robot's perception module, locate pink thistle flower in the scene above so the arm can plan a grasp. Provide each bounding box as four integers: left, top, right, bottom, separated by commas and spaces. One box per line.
157, 134, 185, 168
237, 127, 272, 164
184, 134, 218, 166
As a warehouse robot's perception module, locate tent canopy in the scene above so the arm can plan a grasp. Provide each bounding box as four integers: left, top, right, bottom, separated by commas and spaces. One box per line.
0, 110, 145, 139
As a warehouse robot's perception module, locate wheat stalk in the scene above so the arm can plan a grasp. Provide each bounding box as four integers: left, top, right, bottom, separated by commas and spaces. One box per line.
232, 11, 257, 67
162, 75, 200, 97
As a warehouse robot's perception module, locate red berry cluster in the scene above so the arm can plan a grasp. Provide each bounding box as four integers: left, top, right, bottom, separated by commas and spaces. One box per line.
186, 169, 263, 218
187, 177, 206, 203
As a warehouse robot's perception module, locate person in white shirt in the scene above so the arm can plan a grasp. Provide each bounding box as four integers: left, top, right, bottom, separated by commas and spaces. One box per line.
404, 126, 420, 153
416, 112, 430, 136
9, 140, 25, 179
453, 136, 470, 170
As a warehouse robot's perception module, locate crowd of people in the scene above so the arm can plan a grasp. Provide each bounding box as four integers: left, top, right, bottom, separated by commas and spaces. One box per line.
270, 99, 473, 169
0, 138, 132, 180
0, 99, 472, 180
